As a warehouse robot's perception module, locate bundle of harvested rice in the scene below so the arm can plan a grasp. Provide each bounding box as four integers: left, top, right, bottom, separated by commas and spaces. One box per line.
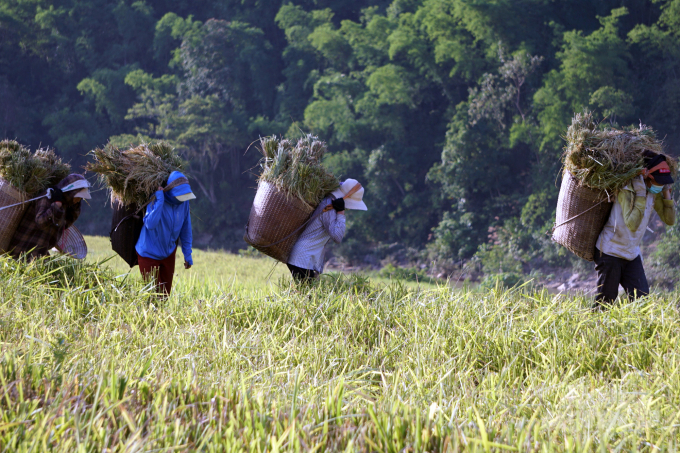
86, 142, 184, 206
0, 140, 71, 196
257, 134, 339, 207
563, 111, 677, 194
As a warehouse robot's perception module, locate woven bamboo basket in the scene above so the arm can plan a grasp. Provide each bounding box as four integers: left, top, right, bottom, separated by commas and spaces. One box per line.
552, 171, 613, 261
244, 181, 315, 263
0, 178, 28, 254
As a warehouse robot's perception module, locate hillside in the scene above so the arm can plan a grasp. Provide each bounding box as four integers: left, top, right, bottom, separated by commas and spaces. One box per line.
2, 0, 680, 284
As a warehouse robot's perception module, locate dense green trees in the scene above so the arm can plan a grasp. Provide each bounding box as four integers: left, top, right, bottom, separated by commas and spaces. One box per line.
1, 0, 679, 271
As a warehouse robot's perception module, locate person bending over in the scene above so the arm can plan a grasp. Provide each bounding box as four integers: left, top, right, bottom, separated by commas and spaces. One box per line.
10, 174, 90, 260
593, 151, 675, 309
136, 171, 195, 296
287, 179, 367, 283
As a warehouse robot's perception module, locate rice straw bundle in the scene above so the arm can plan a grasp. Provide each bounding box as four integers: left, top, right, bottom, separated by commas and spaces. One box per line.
86, 142, 184, 206
0, 140, 71, 195
563, 111, 676, 193
257, 134, 339, 207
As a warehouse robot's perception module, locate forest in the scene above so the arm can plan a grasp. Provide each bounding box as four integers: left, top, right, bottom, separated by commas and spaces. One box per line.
2, 0, 680, 281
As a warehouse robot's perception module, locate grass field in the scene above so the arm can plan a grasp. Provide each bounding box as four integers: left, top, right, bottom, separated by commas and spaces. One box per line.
2, 238, 680, 451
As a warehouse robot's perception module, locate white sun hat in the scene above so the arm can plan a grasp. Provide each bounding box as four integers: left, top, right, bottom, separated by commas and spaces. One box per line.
331, 179, 367, 211
60, 179, 91, 199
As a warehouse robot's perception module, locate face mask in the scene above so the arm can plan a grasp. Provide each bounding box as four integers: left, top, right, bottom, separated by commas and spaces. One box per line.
648, 185, 663, 194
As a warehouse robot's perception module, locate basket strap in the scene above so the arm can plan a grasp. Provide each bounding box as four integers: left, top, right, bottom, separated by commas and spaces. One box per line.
321, 183, 362, 213
0, 194, 47, 212
133, 177, 191, 214
552, 199, 608, 231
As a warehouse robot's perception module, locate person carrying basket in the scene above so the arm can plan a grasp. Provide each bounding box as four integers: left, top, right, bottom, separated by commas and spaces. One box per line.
287, 179, 366, 282
593, 151, 675, 310
9, 174, 90, 261
135, 171, 195, 296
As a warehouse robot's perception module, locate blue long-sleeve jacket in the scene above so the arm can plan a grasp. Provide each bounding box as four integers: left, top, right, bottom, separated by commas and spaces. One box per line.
135, 172, 194, 265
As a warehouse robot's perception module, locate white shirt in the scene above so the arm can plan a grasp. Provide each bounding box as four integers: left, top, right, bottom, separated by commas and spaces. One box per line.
288, 197, 346, 273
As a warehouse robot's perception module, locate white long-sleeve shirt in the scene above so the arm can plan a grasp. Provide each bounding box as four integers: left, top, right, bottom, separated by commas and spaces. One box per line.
288, 197, 346, 273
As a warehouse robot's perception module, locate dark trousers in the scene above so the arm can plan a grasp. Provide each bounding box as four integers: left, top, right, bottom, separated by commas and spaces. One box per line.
137, 248, 177, 295
593, 248, 649, 309
287, 263, 318, 283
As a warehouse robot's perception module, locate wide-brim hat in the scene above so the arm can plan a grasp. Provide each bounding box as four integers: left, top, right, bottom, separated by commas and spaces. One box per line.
56, 226, 87, 259
331, 178, 367, 211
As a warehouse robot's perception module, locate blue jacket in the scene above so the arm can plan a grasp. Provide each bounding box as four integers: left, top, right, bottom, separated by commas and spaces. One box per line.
135, 171, 194, 265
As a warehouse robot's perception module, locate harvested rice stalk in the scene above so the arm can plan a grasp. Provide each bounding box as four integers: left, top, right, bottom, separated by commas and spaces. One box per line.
35, 148, 71, 188
563, 111, 676, 193
86, 142, 184, 206
256, 134, 339, 207
0, 140, 71, 195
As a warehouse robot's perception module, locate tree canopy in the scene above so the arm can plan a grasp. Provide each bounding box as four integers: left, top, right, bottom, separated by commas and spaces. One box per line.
2, 0, 679, 269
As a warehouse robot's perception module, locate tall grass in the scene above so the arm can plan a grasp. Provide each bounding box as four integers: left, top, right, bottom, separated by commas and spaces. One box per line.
2, 249, 680, 451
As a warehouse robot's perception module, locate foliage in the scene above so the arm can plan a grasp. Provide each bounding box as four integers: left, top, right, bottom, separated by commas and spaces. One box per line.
649, 223, 680, 290
3, 0, 680, 277
378, 263, 438, 284
3, 243, 680, 449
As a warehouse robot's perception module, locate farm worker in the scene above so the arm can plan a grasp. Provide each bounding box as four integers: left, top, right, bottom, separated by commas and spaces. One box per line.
9, 174, 90, 260
287, 179, 367, 282
135, 171, 194, 296
593, 151, 675, 310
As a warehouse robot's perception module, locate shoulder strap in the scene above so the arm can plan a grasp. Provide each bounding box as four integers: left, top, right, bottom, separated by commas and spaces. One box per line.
135, 176, 190, 214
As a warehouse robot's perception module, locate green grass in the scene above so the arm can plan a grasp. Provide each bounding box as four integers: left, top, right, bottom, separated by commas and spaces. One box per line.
84, 235, 438, 292
1, 239, 680, 451
84, 235, 292, 294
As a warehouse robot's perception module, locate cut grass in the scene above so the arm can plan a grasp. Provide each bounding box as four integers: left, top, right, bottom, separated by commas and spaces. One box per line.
0, 140, 71, 196
1, 242, 680, 451
257, 134, 339, 208
86, 142, 184, 206
564, 110, 676, 193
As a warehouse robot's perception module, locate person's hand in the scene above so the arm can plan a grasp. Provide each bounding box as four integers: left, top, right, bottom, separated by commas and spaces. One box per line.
158, 186, 164, 191
48, 187, 64, 203
184, 261, 192, 269
331, 198, 345, 212
663, 186, 673, 200
632, 176, 647, 196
